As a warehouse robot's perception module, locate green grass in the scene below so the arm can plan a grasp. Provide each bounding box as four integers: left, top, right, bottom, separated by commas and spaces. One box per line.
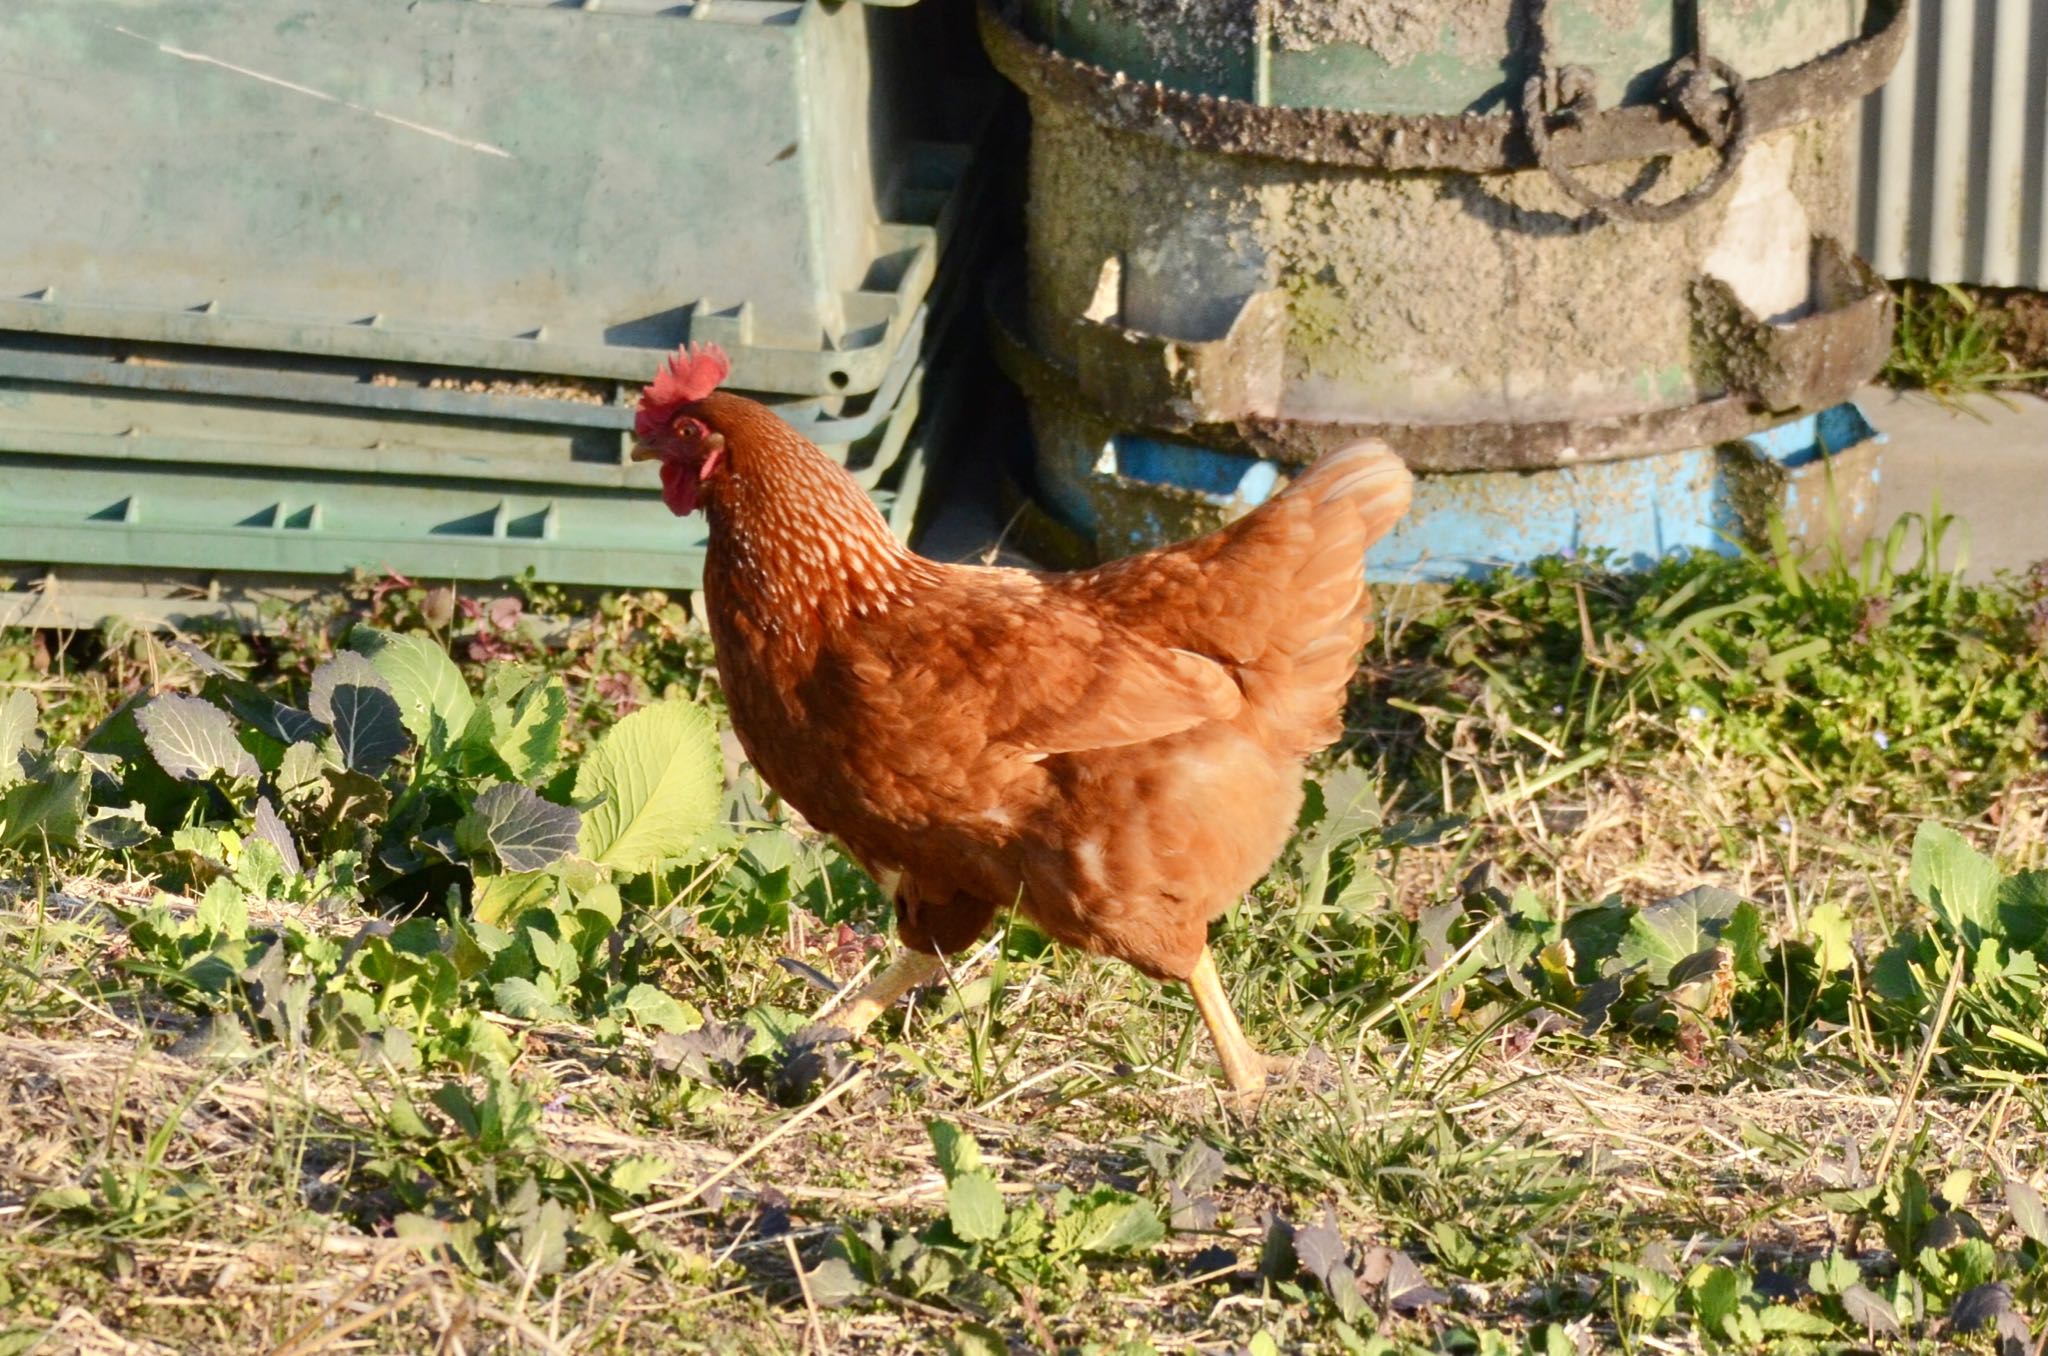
2, 523, 2048, 1354
1880, 281, 2048, 409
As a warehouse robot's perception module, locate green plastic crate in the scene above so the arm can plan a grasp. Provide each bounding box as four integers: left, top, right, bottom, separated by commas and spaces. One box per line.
0, 304, 937, 598
0, 0, 999, 619
0, 0, 969, 398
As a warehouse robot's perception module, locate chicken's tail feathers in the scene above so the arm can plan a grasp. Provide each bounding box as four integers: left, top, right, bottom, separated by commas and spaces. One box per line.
1246, 440, 1413, 756
1277, 439, 1413, 546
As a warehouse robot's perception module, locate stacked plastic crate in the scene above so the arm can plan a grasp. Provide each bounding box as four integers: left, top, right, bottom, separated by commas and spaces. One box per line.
0, 0, 993, 625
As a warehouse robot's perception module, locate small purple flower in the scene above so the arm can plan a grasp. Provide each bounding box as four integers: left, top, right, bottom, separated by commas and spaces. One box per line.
1775, 816, 1793, 835
1872, 731, 1890, 751
544, 1096, 568, 1117
1629, 639, 1647, 655
1686, 706, 1706, 721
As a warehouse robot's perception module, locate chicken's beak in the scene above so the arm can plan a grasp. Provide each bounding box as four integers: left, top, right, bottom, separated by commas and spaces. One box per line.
629, 444, 664, 463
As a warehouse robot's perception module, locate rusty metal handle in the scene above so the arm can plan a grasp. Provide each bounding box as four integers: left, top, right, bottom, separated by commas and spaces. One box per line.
980, 0, 1903, 174
1519, 0, 1753, 223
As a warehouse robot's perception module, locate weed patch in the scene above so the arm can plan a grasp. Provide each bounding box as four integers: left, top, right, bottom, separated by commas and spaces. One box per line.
4, 526, 2048, 1352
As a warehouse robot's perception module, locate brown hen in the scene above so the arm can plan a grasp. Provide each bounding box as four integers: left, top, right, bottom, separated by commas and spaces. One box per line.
633, 344, 1411, 1095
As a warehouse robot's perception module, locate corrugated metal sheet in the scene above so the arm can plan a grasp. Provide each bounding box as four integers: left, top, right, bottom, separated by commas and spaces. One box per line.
1857, 0, 2048, 288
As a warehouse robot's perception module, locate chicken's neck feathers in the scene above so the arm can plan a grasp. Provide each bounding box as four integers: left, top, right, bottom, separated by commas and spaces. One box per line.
704, 406, 938, 640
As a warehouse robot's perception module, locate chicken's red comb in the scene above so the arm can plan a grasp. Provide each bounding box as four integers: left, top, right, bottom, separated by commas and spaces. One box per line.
635, 342, 731, 440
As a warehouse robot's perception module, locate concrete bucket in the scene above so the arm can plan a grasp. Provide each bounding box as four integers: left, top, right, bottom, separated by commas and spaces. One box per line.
983, 0, 1908, 578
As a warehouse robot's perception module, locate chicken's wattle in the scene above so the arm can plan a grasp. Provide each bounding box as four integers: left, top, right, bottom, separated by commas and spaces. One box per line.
659, 458, 702, 515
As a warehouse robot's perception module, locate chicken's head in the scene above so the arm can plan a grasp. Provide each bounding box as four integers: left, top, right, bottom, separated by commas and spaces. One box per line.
631, 342, 732, 515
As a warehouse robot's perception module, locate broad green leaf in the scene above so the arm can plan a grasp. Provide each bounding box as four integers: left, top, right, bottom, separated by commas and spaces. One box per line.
492, 976, 572, 1022
1615, 886, 1748, 984
1909, 822, 2000, 937
1562, 897, 1632, 978
82, 803, 153, 850
948, 1324, 1007, 1356
33, 1186, 93, 1214
1721, 900, 1767, 978
472, 871, 556, 928
1665, 946, 1733, 1018
393, 1212, 471, 1261
526, 925, 568, 977
308, 652, 410, 775
350, 628, 475, 763
927, 1119, 983, 1182
1688, 1264, 1742, 1334
1755, 1305, 1834, 1336
1807, 1252, 1859, 1296
462, 784, 581, 873
507, 1196, 572, 1278
169, 1011, 258, 1060
1868, 940, 1921, 1007
1998, 869, 2047, 954
1806, 902, 1855, 972
1049, 1189, 1166, 1256
574, 700, 723, 874
225, 693, 325, 749
1292, 1220, 1347, 1285
1840, 1284, 1901, 1337
2006, 1178, 2048, 1245
607, 1154, 668, 1198
250, 796, 301, 876
1573, 974, 1627, 1035
195, 879, 248, 938
806, 1256, 866, 1308
619, 982, 701, 1033
384, 1090, 435, 1140
493, 676, 568, 783
275, 740, 331, 803
574, 881, 623, 928
945, 1171, 1006, 1243
0, 755, 88, 850
1002, 1200, 1047, 1254
0, 688, 34, 787
135, 693, 257, 781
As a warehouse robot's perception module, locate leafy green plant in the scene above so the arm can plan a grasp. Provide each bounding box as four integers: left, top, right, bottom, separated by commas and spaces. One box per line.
1479, 881, 1773, 1047
30, 1084, 215, 1242
1607, 1257, 1835, 1349
1870, 823, 2048, 1076
812, 1120, 1167, 1319
0, 690, 88, 853
1808, 1140, 2048, 1348
8, 624, 730, 1064
12, 556, 2048, 1352
1380, 517, 2048, 830
1883, 280, 2048, 405
369, 1067, 658, 1279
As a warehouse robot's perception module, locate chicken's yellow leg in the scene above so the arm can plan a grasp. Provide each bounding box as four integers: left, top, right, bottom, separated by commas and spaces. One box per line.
1186, 946, 1278, 1097
825, 949, 945, 1036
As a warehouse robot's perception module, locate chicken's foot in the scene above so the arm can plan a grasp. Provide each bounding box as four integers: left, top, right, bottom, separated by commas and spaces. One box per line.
1187, 946, 1286, 1100
822, 949, 944, 1037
